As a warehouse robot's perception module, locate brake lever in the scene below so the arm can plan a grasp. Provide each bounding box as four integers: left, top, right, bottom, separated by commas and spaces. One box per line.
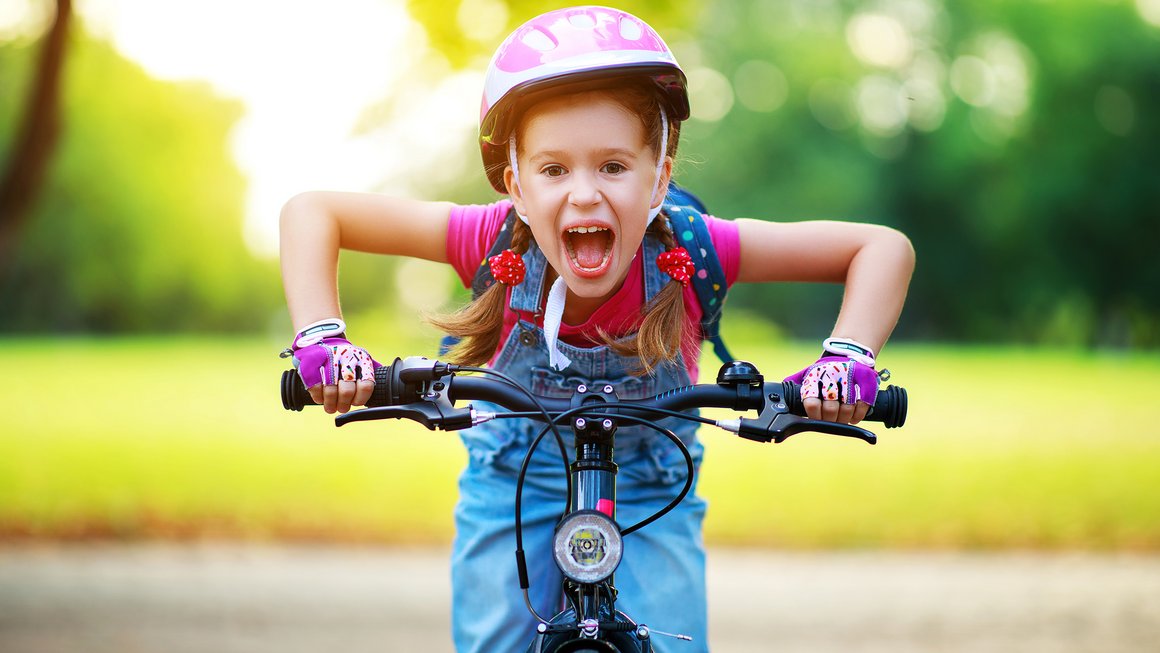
334, 399, 474, 431
730, 395, 877, 445
764, 413, 877, 444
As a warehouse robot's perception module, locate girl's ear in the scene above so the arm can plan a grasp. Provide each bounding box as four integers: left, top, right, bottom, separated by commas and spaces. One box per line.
650, 156, 674, 210
504, 165, 528, 215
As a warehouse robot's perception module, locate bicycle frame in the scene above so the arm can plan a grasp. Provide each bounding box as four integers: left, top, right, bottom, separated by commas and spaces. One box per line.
525, 383, 675, 652
529, 447, 643, 648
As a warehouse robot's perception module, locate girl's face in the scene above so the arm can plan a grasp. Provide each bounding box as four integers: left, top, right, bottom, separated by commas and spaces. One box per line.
505, 92, 671, 306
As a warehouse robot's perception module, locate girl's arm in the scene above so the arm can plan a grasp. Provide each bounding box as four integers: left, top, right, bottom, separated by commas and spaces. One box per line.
279, 191, 454, 328
734, 218, 915, 424
279, 191, 453, 411
734, 218, 915, 353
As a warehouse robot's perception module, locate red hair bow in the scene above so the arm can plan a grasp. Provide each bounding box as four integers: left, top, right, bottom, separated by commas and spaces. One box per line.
657, 247, 695, 286
488, 249, 526, 286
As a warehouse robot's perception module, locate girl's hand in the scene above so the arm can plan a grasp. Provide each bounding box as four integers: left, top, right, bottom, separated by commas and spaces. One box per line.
287, 319, 380, 414
784, 339, 880, 425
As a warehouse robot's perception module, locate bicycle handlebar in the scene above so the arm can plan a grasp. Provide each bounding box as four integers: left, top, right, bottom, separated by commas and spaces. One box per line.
281, 357, 907, 440
279, 355, 908, 650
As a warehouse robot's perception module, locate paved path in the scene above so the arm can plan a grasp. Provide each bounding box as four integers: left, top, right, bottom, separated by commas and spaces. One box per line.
2, 545, 1158, 652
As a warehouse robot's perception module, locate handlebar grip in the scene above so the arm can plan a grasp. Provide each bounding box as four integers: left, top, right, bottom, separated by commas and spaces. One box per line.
781, 381, 908, 428
369, 364, 396, 406
281, 369, 312, 411
280, 365, 397, 412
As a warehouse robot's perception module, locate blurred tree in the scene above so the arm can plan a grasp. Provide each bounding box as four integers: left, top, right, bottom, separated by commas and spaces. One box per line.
0, 24, 278, 332
884, 0, 1160, 346
406, 0, 1160, 348
3, 0, 1151, 344
0, 0, 69, 265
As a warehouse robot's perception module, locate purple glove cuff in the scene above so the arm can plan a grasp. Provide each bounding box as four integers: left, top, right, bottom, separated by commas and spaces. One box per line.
785, 356, 879, 405
291, 337, 380, 389
293, 318, 347, 349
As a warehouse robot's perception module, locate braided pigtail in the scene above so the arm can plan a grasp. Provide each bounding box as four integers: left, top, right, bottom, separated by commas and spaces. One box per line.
426, 219, 533, 367
602, 213, 695, 375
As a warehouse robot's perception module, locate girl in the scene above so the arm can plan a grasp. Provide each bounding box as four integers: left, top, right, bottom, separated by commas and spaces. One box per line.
281, 6, 914, 652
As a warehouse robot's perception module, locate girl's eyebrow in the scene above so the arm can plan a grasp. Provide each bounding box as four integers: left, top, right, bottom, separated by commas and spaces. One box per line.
529, 148, 641, 163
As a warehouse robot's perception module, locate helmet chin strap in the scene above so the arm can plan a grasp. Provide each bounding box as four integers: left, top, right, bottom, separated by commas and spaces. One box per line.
508, 137, 531, 224
647, 105, 670, 223
509, 106, 670, 370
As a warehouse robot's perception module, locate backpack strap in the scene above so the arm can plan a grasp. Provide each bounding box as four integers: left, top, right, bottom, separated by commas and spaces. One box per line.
662, 186, 735, 366
472, 209, 521, 298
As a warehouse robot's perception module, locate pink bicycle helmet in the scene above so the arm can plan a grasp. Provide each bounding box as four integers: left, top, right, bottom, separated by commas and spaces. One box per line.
479, 5, 689, 193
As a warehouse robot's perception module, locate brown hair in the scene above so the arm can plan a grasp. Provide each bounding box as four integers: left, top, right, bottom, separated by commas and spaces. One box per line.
428, 82, 692, 374
425, 218, 533, 367
599, 213, 698, 375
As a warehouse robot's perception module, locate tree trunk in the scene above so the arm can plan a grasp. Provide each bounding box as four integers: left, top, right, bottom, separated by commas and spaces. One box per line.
0, 0, 72, 265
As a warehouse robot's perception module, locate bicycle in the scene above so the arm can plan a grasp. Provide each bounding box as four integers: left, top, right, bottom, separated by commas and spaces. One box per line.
281, 357, 907, 652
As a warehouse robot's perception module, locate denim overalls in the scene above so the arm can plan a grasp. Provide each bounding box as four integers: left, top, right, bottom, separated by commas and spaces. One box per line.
450, 235, 709, 653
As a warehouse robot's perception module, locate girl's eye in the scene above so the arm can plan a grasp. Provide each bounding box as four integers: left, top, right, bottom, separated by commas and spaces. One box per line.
602, 162, 626, 175
542, 165, 567, 178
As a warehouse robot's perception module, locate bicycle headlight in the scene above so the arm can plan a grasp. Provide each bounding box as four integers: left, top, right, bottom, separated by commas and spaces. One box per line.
552, 510, 623, 584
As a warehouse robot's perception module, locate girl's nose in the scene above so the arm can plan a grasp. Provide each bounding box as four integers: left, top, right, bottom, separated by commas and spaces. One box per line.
568, 173, 603, 206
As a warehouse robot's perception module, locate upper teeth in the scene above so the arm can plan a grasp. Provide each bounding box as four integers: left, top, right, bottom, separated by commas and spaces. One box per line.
567, 226, 607, 234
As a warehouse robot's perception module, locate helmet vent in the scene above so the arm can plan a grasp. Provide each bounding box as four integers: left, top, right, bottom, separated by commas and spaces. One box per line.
619, 18, 643, 41
522, 27, 556, 52
568, 13, 597, 29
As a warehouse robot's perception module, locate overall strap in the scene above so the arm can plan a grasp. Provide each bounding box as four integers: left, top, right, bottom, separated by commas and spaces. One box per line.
641, 233, 670, 303
508, 239, 548, 314
663, 187, 735, 365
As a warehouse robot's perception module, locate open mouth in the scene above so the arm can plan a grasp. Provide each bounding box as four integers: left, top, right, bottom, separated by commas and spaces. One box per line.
563, 225, 614, 276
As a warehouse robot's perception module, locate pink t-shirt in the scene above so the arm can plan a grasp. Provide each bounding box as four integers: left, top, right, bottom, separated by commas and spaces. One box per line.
446, 200, 741, 381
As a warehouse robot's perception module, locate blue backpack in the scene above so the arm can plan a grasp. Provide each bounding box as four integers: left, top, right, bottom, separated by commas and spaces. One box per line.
442, 184, 734, 365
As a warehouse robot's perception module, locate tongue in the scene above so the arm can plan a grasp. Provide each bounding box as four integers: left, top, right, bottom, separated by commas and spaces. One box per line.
571, 232, 608, 269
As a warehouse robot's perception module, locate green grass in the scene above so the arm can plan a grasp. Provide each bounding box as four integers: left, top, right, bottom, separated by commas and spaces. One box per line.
1, 333, 1158, 550
0, 336, 464, 544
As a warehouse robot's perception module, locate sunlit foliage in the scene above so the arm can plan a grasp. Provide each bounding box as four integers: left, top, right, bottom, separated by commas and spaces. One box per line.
0, 27, 278, 331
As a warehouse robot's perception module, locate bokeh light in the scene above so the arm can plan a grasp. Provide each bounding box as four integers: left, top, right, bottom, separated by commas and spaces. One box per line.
855, 74, 907, 137
733, 59, 789, 113
0, 0, 52, 40
1138, 0, 1160, 26
847, 12, 913, 69
687, 65, 735, 123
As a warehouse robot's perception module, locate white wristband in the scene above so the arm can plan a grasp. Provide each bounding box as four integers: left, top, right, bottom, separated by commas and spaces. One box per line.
293, 318, 347, 349
823, 337, 876, 366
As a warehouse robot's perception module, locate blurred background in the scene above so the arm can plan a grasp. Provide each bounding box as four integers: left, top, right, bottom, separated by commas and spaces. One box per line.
2, 0, 1159, 650
3, 0, 1160, 342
